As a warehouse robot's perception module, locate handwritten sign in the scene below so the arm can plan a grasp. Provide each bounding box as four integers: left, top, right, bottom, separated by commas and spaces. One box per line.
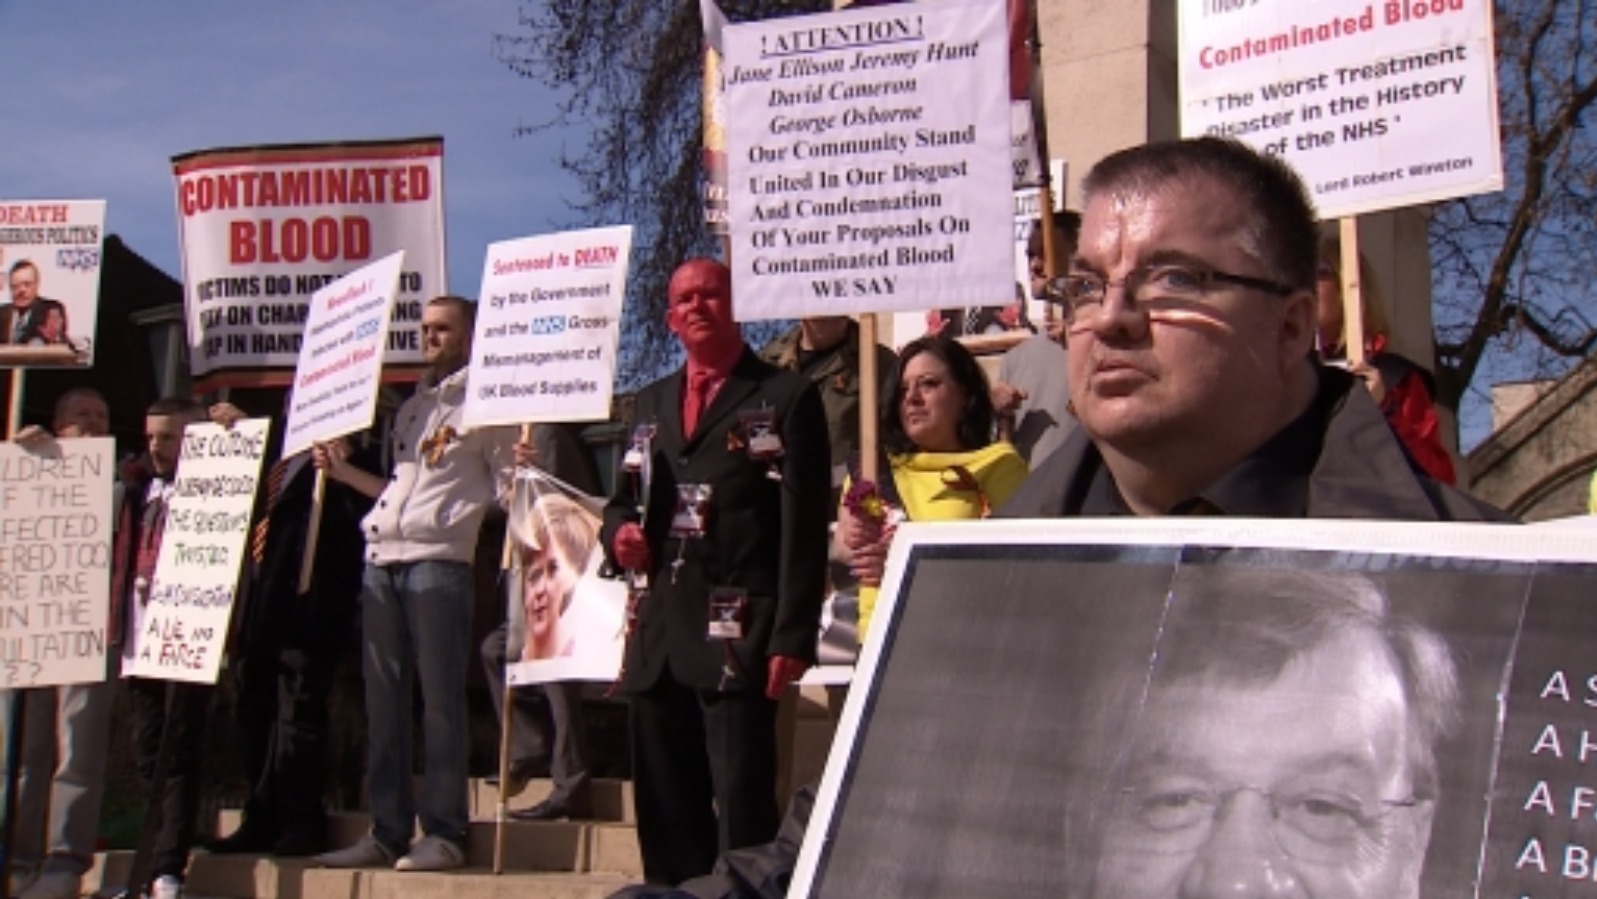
723, 0, 1014, 319
1178, 0, 1503, 219
462, 227, 631, 428
172, 138, 445, 387
280, 251, 402, 458
122, 420, 269, 684
0, 438, 113, 687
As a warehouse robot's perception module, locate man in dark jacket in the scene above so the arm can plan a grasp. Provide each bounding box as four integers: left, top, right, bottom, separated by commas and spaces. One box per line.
603, 137, 1507, 899
207, 401, 378, 856
602, 258, 831, 887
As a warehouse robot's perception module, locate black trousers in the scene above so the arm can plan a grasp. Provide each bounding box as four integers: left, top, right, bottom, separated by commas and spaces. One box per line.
230, 643, 340, 835
480, 623, 590, 808
128, 677, 210, 881
629, 675, 779, 886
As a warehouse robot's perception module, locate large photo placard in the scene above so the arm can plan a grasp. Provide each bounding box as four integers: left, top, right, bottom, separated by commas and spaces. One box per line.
723, 0, 1015, 319
0, 439, 113, 688
0, 200, 105, 368
280, 252, 403, 459
1178, 0, 1503, 219
462, 226, 632, 428
794, 519, 1597, 899
173, 137, 445, 386
123, 420, 269, 685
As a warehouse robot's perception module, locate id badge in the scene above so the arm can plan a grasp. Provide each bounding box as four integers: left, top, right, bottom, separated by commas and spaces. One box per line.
707, 588, 748, 640
671, 483, 714, 537
623, 423, 656, 473
739, 408, 783, 460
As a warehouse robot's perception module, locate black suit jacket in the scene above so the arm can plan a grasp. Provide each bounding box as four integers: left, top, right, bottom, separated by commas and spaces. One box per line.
602, 348, 831, 693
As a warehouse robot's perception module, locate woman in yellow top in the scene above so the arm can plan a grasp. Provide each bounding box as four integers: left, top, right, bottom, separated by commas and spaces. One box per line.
837, 335, 1028, 641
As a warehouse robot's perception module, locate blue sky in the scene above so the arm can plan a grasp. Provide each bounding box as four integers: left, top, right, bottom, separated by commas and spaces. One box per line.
0, 0, 584, 294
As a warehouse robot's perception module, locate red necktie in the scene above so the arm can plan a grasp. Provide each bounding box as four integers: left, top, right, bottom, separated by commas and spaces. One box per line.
684, 370, 713, 436
250, 457, 292, 566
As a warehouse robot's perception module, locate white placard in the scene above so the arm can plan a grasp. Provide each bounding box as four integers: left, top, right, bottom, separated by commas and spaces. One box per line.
724, 0, 1015, 319
173, 138, 445, 386
1179, 0, 1502, 219
0, 200, 105, 369
280, 252, 403, 459
123, 420, 269, 684
462, 227, 632, 428
0, 439, 113, 688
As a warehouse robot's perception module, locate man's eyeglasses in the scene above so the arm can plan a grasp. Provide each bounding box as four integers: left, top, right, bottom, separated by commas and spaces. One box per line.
1110, 782, 1422, 865
1039, 264, 1296, 323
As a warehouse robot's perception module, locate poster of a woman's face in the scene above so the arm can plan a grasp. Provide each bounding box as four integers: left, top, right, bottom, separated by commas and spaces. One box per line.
516, 492, 598, 662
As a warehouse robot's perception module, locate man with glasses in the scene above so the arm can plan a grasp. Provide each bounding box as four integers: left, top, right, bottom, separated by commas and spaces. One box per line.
1002, 136, 1499, 521
1076, 566, 1455, 899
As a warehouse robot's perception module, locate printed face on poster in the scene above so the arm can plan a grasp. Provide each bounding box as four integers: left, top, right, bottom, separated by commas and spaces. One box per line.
279, 252, 403, 459
723, 0, 1016, 320
122, 419, 269, 685
0, 439, 113, 688
462, 226, 632, 428
172, 138, 445, 387
0, 200, 105, 368
503, 470, 626, 685
792, 519, 1597, 899
1178, 0, 1503, 219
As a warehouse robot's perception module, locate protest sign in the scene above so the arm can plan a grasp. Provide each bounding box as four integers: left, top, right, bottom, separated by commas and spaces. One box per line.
793, 518, 1597, 898
280, 252, 403, 459
0, 200, 105, 368
123, 419, 269, 684
503, 471, 626, 684
723, 0, 1015, 320
0, 438, 112, 688
1179, 0, 1502, 219
172, 137, 445, 387
462, 227, 631, 428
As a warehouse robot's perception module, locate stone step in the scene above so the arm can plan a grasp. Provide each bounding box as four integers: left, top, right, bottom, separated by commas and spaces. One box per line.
87, 853, 633, 899
204, 811, 640, 876
466, 777, 634, 824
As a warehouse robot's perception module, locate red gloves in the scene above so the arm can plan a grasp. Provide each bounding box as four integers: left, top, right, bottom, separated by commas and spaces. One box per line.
766, 654, 809, 700
613, 522, 651, 571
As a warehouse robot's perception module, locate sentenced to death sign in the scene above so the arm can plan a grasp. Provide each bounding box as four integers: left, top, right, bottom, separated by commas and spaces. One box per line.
462, 226, 632, 428
723, 0, 1015, 320
123, 419, 269, 685
280, 251, 403, 459
0, 200, 105, 369
172, 137, 445, 387
1178, 0, 1502, 219
0, 438, 113, 688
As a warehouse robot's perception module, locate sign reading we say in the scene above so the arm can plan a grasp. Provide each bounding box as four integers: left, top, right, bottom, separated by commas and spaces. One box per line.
722, 0, 1015, 320
122, 419, 269, 685
280, 251, 403, 458
462, 226, 632, 427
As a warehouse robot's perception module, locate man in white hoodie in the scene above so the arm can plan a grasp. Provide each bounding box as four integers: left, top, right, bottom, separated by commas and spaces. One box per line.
314, 295, 517, 872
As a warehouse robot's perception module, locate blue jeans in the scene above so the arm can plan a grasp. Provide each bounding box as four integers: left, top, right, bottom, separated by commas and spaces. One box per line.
360, 560, 473, 850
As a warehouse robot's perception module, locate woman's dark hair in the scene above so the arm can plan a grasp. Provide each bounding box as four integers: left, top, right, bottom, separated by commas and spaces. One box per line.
882, 335, 996, 454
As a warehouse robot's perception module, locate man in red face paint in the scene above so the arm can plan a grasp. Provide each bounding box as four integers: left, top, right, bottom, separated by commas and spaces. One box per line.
601, 258, 832, 887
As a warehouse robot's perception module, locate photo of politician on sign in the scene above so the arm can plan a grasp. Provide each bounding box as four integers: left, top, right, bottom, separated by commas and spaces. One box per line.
505, 471, 626, 685
797, 537, 1537, 899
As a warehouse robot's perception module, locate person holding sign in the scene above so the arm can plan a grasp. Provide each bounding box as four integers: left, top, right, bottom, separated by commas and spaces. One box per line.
601, 258, 831, 887
1314, 240, 1456, 485
5, 389, 112, 899
482, 423, 602, 821
206, 407, 378, 858
118, 397, 214, 899
835, 336, 1027, 640
314, 295, 518, 874
1001, 137, 1500, 523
